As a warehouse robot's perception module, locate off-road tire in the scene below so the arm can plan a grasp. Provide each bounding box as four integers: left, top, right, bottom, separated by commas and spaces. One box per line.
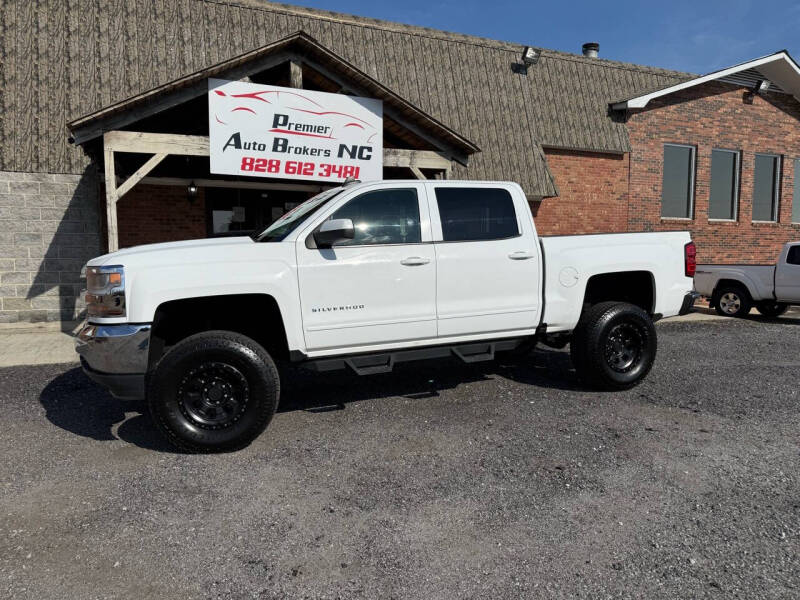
147, 330, 280, 453
570, 302, 657, 391
756, 301, 789, 318
712, 284, 752, 317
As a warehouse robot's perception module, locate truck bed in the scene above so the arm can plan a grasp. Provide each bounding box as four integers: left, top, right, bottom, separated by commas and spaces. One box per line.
539, 231, 693, 332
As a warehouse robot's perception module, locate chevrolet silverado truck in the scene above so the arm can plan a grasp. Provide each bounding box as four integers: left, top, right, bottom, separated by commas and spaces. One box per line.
694, 241, 800, 317
76, 180, 696, 452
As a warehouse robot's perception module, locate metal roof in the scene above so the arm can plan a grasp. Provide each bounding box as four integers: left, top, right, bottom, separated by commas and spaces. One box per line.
0, 0, 696, 197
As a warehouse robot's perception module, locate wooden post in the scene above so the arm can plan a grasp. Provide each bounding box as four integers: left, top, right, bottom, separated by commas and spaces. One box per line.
289, 60, 303, 89
103, 144, 119, 253
410, 166, 426, 180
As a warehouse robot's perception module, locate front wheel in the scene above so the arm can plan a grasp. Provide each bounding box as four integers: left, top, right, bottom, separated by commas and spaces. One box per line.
148, 331, 280, 453
756, 301, 788, 318
570, 302, 657, 391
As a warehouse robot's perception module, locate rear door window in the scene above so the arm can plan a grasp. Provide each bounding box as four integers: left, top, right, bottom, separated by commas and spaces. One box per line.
787, 245, 800, 265
435, 187, 519, 241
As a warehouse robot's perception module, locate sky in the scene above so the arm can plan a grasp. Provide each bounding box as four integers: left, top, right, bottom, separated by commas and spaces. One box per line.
291, 0, 800, 74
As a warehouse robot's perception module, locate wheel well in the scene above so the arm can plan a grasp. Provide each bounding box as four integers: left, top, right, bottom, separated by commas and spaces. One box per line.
148, 294, 288, 368
712, 279, 752, 300
582, 271, 655, 314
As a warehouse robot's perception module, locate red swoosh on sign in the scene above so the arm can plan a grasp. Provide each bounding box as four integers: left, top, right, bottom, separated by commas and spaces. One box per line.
344, 122, 365, 129
269, 128, 336, 140
288, 108, 373, 127
232, 106, 257, 114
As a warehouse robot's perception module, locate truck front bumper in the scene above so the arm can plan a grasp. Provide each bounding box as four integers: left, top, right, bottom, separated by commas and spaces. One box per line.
75, 322, 151, 400
679, 291, 700, 315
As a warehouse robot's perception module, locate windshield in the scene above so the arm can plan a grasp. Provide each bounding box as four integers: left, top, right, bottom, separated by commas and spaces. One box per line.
253, 187, 344, 242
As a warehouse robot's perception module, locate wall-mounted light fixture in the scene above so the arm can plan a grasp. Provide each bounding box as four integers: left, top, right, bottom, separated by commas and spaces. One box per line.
522, 46, 540, 66
754, 79, 770, 94
187, 180, 198, 202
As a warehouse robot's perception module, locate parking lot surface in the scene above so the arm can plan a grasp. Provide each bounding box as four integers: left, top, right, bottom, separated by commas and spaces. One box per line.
1, 317, 798, 599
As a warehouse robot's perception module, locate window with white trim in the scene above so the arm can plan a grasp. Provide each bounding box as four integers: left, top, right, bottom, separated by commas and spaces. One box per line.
752, 153, 781, 222
661, 144, 695, 218
709, 149, 740, 221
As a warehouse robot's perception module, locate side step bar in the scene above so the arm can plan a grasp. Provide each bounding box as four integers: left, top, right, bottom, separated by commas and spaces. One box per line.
305, 338, 526, 376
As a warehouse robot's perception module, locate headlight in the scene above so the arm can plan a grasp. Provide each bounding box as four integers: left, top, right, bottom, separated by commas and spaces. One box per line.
85, 265, 125, 317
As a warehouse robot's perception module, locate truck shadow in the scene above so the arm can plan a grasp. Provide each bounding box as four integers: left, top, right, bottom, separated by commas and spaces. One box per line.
277, 348, 580, 413
39, 349, 579, 452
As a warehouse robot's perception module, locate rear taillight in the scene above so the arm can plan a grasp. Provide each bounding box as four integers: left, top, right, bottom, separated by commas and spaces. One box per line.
684, 241, 697, 278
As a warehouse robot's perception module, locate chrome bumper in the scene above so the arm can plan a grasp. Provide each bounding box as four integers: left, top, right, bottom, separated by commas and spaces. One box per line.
75, 323, 151, 400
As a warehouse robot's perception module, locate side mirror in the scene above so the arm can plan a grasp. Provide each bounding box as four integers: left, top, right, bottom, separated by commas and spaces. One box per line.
314, 218, 355, 248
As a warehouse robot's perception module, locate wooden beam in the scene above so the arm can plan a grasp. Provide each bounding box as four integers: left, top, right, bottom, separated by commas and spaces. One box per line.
409, 166, 426, 180
103, 146, 119, 253
382, 148, 452, 170
116, 153, 167, 199
289, 60, 303, 89
139, 176, 331, 192
104, 131, 210, 156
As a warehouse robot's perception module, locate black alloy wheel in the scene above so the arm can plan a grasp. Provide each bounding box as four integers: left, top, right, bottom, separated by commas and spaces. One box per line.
148, 330, 280, 453
177, 361, 249, 430
570, 301, 657, 390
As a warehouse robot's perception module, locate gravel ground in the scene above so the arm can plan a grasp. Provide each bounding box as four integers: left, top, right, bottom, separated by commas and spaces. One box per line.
1, 318, 798, 599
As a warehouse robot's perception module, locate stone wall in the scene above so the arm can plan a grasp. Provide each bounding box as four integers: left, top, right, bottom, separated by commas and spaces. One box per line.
0, 169, 101, 324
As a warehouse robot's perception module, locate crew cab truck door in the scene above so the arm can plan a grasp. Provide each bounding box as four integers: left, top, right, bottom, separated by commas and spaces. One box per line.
429, 184, 542, 337
296, 183, 437, 352
775, 243, 800, 302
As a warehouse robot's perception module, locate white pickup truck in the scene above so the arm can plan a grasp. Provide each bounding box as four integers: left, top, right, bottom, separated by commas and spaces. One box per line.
694, 241, 800, 317
76, 180, 696, 452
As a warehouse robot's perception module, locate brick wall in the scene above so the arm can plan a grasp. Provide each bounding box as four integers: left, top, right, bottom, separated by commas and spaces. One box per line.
0, 169, 101, 323
627, 81, 800, 263
532, 149, 629, 235
118, 185, 206, 248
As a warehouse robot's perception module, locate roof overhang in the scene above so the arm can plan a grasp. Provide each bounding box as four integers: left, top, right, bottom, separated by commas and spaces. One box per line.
67, 31, 479, 164
611, 51, 800, 110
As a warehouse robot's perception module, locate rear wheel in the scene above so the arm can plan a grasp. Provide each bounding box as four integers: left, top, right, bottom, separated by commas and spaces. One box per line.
570, 302, 657, 391
713, 285, 751, 317
148, 330, 280, 453
756, 301, 788, 318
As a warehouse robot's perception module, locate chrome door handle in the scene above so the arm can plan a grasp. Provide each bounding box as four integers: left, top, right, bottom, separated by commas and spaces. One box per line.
400, 256, 431, 266
508, 250, 535, 260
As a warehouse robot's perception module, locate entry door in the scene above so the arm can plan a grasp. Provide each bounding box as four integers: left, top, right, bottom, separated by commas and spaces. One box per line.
776, 244, 800, 302
430, 186, 541, 337
297, 184, 437, 352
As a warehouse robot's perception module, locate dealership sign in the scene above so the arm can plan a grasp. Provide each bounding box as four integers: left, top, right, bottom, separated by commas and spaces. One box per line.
208, 79, 383, 182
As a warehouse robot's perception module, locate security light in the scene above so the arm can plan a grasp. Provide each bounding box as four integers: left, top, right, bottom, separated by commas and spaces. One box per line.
187, 180, 198, 201
522, 46, 540, 66
755, 79, 770, 94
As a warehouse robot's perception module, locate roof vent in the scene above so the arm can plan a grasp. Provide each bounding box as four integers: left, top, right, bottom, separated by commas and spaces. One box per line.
582, 42, 599, 58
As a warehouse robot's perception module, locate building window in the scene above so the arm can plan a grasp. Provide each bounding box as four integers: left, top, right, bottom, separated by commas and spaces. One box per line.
752, 153, 781, 222
329, 188, 421, 246
435, 187, 519, 241
794, 159, 800, 224
709, 149, 740, 220
206, 188, 307, 237
661, 144, 695, 219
